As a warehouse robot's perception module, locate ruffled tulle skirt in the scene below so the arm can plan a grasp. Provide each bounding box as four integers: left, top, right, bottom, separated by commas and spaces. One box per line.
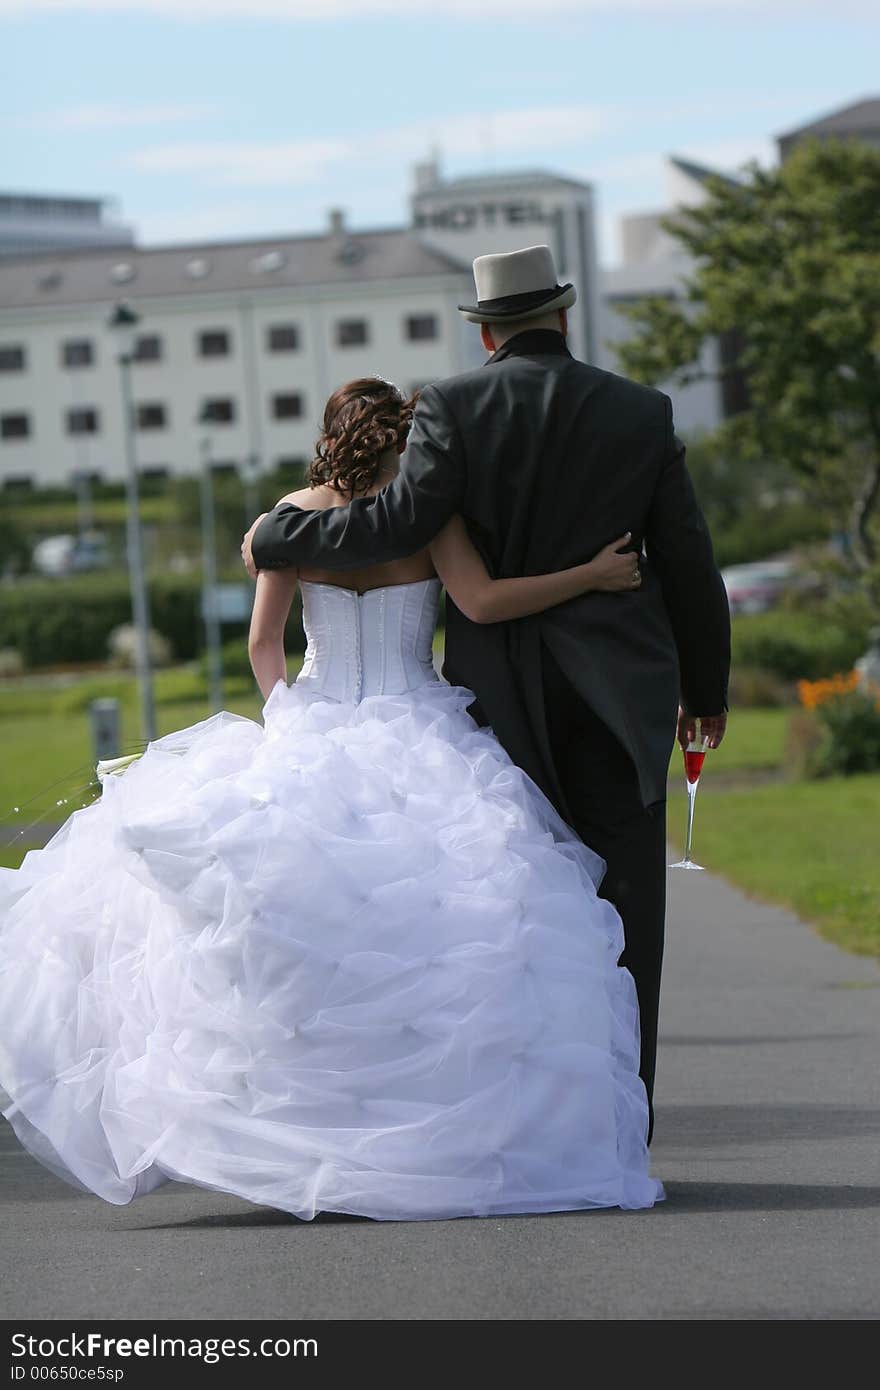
0, 677, 663, 1219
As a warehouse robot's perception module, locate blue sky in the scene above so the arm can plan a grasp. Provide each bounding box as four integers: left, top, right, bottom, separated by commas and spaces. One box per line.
1, 1, 876, 266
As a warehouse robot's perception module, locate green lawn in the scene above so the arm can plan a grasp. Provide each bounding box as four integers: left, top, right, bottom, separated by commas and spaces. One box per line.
0, 666, 288, 841
668, 774, 880, 959
693, 706, 788, 774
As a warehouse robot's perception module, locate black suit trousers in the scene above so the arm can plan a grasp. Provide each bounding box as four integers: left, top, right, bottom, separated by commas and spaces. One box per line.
541, 646, 666, 1145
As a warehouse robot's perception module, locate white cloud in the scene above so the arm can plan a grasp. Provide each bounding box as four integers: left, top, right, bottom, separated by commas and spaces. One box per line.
134, 200, 295, 243
125, 102, 779, 200
0, 0, 875, 16
131, 136, 350, 186
587, 152, 672, 186
391, 105, 611, 158
128, 104, 613, 188
16, 103, 215, 130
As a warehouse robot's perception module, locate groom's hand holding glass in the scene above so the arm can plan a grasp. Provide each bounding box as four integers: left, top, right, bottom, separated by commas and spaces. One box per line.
670, 707, 727, 873
676, 709, 727, 751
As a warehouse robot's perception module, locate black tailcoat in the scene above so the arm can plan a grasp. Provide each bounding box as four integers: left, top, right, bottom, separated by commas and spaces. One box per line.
252, 330, 730, 824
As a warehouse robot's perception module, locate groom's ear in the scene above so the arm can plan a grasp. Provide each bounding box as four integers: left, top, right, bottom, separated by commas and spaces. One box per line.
480, 323, 496, 353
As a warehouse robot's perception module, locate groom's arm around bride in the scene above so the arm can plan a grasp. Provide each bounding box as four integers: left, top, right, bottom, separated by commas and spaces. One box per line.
241, 363, 730, 760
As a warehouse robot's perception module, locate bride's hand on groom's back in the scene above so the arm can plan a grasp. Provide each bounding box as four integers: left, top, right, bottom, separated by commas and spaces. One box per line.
585, 533, 642, 592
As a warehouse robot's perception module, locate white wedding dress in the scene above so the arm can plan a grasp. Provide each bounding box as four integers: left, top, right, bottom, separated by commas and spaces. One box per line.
0, 577, 663, 1220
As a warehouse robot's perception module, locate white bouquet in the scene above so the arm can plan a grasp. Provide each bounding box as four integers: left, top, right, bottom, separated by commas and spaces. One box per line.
95, 753, 143, 785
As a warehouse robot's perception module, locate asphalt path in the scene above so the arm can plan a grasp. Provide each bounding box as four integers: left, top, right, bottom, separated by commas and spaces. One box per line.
2, 863, 878, 1320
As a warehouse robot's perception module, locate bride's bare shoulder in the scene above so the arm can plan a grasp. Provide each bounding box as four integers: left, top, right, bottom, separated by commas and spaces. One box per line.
275, 484, 341, 512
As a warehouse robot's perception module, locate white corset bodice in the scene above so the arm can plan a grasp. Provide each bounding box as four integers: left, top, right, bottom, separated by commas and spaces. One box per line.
296, 577, 442, 702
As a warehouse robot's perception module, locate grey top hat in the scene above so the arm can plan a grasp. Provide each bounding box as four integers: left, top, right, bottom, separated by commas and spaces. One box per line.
457, 244, 577, 324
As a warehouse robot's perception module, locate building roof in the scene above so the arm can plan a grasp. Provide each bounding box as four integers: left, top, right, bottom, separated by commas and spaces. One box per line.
0, 191, 115, 213
668, 156, 742, 188
0, 226, 470, 312
415, 168, 592, 196
777, 97, 880, 141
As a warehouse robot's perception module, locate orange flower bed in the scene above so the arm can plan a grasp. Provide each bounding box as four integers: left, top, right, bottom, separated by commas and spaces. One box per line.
798, 669, 880, 711
797, 670, 860, 710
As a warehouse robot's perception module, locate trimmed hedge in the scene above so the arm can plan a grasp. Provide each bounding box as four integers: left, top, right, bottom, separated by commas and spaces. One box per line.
200, 636, 257, 680
732, 610, 870, 682
0, 574, 306, 668
712, 505, 831, 570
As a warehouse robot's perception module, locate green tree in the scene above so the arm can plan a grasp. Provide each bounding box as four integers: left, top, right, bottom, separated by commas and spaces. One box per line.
613, 138, 880, 601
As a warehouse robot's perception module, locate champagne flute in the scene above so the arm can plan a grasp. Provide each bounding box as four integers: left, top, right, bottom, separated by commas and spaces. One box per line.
669, 733, 711, 871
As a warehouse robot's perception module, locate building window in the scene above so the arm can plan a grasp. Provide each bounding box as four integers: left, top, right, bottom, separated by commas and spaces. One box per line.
272, 392, 304, 420
1, 413, 30, 439
66, 407, 99, 436
406, 314, 438, 342
197, 329, 231, 357
336, 319, 369, 347
0, 345, 26, 372
136, 403, 167, 431
201, 398, 236, 424
267, 324, 300, 352
133, 334, 162, 362
62, 339, 94, 368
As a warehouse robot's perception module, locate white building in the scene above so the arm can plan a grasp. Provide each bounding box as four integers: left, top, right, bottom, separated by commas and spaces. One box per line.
0, 212, 478, 490
0, 162, 606, 491
598, 156, 747, 437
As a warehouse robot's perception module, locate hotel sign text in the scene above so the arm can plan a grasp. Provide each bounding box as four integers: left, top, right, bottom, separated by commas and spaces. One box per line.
414, 201, 550, 231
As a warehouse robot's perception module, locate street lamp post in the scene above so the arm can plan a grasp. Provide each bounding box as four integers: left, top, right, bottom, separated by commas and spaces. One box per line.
69, 365, 95, 538
242, 451, 261, 531
198, 406, 223, 713
108, 300, 156, 744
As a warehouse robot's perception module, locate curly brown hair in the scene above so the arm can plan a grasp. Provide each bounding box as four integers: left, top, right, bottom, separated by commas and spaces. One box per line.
309, 378, 419, 497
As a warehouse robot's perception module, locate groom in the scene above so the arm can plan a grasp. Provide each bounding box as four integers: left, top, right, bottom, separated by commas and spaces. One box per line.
242, 244, 730, 1142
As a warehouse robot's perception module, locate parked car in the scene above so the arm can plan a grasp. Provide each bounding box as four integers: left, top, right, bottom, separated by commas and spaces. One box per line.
721, 559, 796, 616
32, 531, 110, 577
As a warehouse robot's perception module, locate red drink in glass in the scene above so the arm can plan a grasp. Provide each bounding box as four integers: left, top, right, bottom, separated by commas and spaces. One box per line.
670, 735, 711, 871
684, 749, 706, 785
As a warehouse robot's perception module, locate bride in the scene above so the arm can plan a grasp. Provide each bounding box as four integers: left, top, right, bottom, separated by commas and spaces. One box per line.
0, 377, 663, 1221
